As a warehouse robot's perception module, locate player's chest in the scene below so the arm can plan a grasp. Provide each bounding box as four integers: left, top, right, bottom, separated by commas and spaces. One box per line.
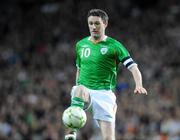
79, 44, 115, 61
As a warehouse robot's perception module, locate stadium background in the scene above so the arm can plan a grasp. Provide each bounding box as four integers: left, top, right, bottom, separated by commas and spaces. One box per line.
0, 0, 179, 140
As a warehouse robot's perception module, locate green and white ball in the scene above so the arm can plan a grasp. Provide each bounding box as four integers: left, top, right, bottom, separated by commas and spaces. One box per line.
62, 106, 87, 130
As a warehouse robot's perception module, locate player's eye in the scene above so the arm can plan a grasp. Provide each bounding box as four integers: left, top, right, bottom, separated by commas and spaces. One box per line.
89, 22, 93, 25
88, 21, 100, 26
94, 22, 100, 26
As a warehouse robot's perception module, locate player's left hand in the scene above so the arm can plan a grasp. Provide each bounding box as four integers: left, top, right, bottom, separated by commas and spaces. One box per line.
134, 87, 147, 95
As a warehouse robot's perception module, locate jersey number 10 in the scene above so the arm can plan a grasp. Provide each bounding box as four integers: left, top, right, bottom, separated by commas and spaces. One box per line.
81, 48, 91, 58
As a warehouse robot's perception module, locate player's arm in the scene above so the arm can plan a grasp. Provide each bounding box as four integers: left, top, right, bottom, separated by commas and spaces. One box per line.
129, 65, 147, 95
76, 68, 80, 85
116, 41, 147, 95
75, 42, 80, 85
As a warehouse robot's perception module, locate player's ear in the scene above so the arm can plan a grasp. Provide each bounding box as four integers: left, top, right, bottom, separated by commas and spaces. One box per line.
104, 22, 108, 28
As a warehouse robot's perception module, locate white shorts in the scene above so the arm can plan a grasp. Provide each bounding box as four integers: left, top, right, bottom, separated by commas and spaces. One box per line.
71, 86, 117, 123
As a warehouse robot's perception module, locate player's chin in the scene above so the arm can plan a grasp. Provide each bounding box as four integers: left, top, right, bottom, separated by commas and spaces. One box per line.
91, 33, 100, 38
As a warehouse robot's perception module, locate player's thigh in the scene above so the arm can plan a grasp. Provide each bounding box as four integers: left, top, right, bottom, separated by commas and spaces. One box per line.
98, 120, 115, 140
71, 85, 90, 102
91, 90, 117, 122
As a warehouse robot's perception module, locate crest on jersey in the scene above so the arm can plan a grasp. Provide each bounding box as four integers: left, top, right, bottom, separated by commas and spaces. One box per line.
100, 47, 108, 55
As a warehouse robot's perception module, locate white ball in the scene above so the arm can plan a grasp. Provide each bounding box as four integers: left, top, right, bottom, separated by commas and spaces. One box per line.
62, 106, 87, 130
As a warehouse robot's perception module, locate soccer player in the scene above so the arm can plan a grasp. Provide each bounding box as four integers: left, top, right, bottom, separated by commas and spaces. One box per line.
64, 9, 147, 140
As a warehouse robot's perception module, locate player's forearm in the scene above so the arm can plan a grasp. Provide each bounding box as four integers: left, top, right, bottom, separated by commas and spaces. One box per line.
129, 65, 143, 87
76, 69, 80, 85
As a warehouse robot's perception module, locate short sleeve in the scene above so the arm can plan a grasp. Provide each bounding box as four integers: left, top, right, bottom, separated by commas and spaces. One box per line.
116, 42, 137, 69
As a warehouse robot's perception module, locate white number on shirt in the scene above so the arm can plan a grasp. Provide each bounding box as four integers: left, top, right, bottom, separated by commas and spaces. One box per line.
81, 48, 91, 58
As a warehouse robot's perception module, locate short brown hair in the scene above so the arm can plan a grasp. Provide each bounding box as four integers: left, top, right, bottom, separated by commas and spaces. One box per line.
87, 9, 109, 24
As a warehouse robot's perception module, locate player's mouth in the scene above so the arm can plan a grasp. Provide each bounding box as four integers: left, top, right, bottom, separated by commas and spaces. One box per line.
92, 31, 99, 33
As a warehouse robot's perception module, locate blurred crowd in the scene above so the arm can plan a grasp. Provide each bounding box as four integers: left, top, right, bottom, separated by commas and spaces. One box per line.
0, 0, 179, 140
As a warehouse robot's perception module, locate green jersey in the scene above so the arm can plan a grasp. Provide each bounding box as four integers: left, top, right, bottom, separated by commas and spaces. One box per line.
76, 36, 136, 90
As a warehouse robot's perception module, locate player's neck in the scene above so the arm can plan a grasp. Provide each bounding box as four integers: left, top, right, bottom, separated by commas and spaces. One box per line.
90, 35, 107, 44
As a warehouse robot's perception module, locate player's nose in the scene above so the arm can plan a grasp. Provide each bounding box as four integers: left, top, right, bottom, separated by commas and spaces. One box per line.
91, 24, 96, 29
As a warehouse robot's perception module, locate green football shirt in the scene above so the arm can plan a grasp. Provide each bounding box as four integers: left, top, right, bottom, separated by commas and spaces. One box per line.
76, 36, 135, 90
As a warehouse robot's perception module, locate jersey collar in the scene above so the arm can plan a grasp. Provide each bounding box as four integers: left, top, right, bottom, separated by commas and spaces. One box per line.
88, 35, 108, 44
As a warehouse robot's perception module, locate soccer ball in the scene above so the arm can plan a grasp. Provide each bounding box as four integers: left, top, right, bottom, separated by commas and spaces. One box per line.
62, 106, 87, 130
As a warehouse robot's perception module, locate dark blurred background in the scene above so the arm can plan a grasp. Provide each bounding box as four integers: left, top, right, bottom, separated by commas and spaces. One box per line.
0, 0, 179, 140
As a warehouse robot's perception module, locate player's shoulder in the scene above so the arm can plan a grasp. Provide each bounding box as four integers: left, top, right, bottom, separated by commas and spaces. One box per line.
106, 36, 124, 47
76, 36, 89, 46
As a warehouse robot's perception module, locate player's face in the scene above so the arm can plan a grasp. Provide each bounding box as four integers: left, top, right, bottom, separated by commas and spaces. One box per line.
88, 16, 107, 40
